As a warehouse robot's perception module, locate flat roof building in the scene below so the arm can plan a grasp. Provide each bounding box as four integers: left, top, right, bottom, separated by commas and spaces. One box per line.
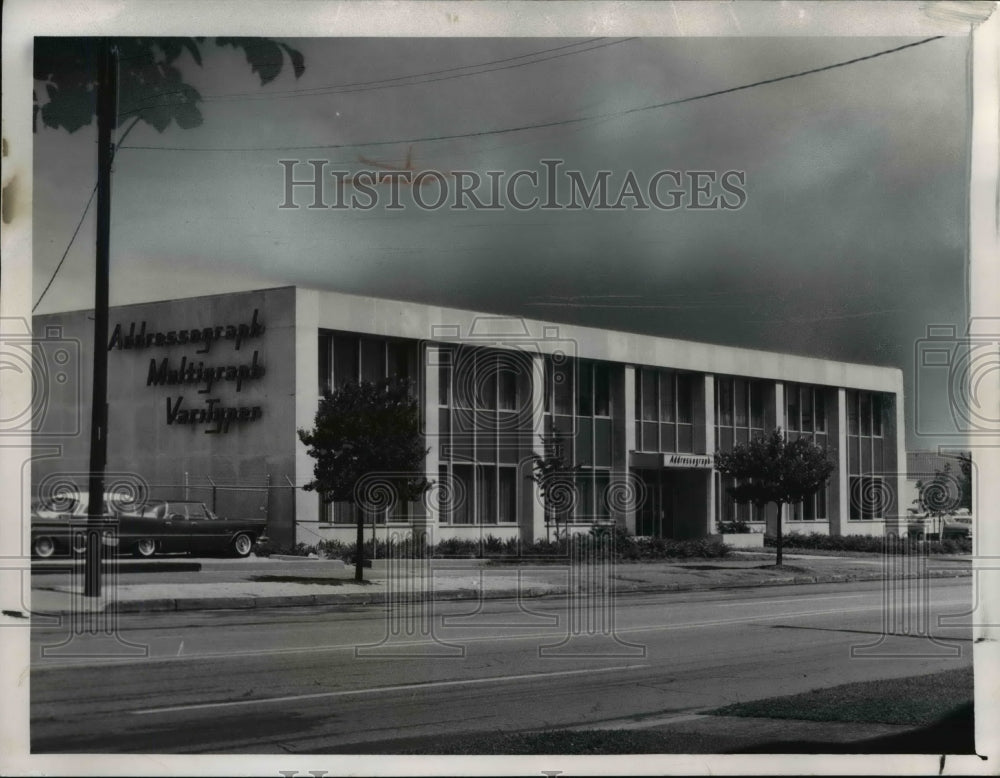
33, 285, 906, 548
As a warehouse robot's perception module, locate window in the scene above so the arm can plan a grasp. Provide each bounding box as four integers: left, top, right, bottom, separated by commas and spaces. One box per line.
361, 337, 385, 383
331, 333, 416, 389
577, 363, 593, 416
850, 476, 884, 521
785, 384, 829, 439
676, 374, 693, 424
498, 468, 517, 524
451, 465, 474, 524
715, 377, 766, 453
659, 372, 675, 422
641, 370, 657, 421
553, 357, 573, 415
634, 368, 696, 452
800, 387, 813, 432
814, 391, 826, 432
786, 387, 799, 432
438, 345, 532, 526
790, 483, 827, 522
846, 390, 892, 520
332, 333, 359, 387
439, 357, 451, 407
718, 379, 733, 426
497, 354, 518, 411
594, 363, 611, 417
387, 341, 413, 380
318, 333, 332, 395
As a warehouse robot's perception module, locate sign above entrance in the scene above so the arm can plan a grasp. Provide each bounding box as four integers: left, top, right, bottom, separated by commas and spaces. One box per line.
663, 453, 713, 469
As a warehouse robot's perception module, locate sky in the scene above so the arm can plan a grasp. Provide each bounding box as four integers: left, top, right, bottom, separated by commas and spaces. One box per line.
30, 32, 972, 449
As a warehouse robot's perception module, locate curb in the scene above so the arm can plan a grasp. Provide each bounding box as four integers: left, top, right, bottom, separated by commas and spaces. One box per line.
31, 567, 972, 615
31, 560, 204, 575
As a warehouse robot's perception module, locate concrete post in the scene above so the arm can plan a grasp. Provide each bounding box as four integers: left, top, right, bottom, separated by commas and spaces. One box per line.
622, 365, 637, 534
836, 388, 849, 536
703, 374, 715, 535
417, 343, 442, 546
527, 354, 547, 542
772, 382, 786, 537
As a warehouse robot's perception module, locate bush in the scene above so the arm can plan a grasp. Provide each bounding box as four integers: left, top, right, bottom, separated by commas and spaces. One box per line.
717, 520, 751, 534
431, 538, 482, 558
272, 528, 734, 562
763, 533, 972, 555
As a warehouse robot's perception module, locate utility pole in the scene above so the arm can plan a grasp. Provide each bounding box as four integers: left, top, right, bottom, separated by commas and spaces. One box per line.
85, 38, 117, 598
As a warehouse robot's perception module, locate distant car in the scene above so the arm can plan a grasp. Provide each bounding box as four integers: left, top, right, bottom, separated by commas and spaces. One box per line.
906, 508, 973, 540
116, 500, 267, 558
31, 490, 138, 559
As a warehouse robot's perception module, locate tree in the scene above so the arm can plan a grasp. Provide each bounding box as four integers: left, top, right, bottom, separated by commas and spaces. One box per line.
31, 36, 304, 596
913, 453, 973, 537
527, 422, 582, 541
34, 37, 305, 136
715, 428, 834, 566
298, 378, 430, 581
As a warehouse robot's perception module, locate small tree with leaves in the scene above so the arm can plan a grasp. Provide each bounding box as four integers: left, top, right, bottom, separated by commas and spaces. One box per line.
715, 428, 834, 566
527, 422, 582, 541
913, 453, 972, 538
298, 378, 429, 581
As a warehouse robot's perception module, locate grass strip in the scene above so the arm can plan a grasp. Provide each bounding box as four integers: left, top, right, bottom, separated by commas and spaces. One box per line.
249, 575, 373, 586
708, 665, 972, 725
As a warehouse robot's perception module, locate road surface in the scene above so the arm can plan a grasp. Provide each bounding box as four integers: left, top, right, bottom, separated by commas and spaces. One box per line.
30, 577, 973, 753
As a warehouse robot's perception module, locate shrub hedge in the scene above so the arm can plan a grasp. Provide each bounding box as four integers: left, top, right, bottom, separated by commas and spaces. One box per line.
253, 530, 731, 561
764, 532, 971, 554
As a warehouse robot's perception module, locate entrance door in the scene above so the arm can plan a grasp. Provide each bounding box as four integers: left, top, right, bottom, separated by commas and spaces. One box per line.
635, 469, 674, 538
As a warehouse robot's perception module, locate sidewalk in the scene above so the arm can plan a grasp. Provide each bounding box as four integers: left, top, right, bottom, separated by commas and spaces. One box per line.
27, 552, 971, 615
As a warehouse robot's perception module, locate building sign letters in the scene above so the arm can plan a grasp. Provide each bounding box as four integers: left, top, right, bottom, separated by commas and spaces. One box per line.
109, 308, 266, 434
107, 309, 264, 353
663, 453, 713, 469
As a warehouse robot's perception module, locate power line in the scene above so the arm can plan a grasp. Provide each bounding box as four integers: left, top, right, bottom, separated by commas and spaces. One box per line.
202, 38, 614, 101
116, 38, 633, 121
120, 36, 944, 154
33, 184, 98, 312
32, 117, 141, 312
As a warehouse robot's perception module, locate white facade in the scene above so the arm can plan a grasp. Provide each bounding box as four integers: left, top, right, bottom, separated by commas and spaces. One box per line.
34, 285, 906, 548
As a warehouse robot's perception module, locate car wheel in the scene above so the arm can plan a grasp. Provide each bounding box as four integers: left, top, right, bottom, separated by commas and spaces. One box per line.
72, 532, 89, 555
134, 538, 157, 558
231, 533, 254, 558
33, 536, 57, 559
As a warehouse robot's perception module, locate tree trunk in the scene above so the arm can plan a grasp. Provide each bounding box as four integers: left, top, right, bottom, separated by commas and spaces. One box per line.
775, 502, 783, 567
355, 507, 365, 582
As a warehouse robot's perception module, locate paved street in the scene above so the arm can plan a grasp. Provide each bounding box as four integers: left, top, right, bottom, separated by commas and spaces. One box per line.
31, 577, 972, 753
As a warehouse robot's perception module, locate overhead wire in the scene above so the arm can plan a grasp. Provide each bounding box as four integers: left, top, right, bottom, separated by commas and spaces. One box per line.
120, 36, 945, 154
35, 35, 945, 308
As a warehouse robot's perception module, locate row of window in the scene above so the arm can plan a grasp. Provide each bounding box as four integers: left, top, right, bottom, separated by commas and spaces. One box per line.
319, 332, 417, 395
318, 336, 892, 524
715, 475, 829, 523
635, 368, 696, 453
544, 358, 612, 417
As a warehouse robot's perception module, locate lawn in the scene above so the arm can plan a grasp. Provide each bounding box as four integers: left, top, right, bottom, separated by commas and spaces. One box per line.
352, 665, 975, 754
708, 665, 973, 725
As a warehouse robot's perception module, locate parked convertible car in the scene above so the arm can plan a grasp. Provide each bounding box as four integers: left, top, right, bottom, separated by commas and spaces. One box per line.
31, 490, 137, 558
117, 500, 267, 558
